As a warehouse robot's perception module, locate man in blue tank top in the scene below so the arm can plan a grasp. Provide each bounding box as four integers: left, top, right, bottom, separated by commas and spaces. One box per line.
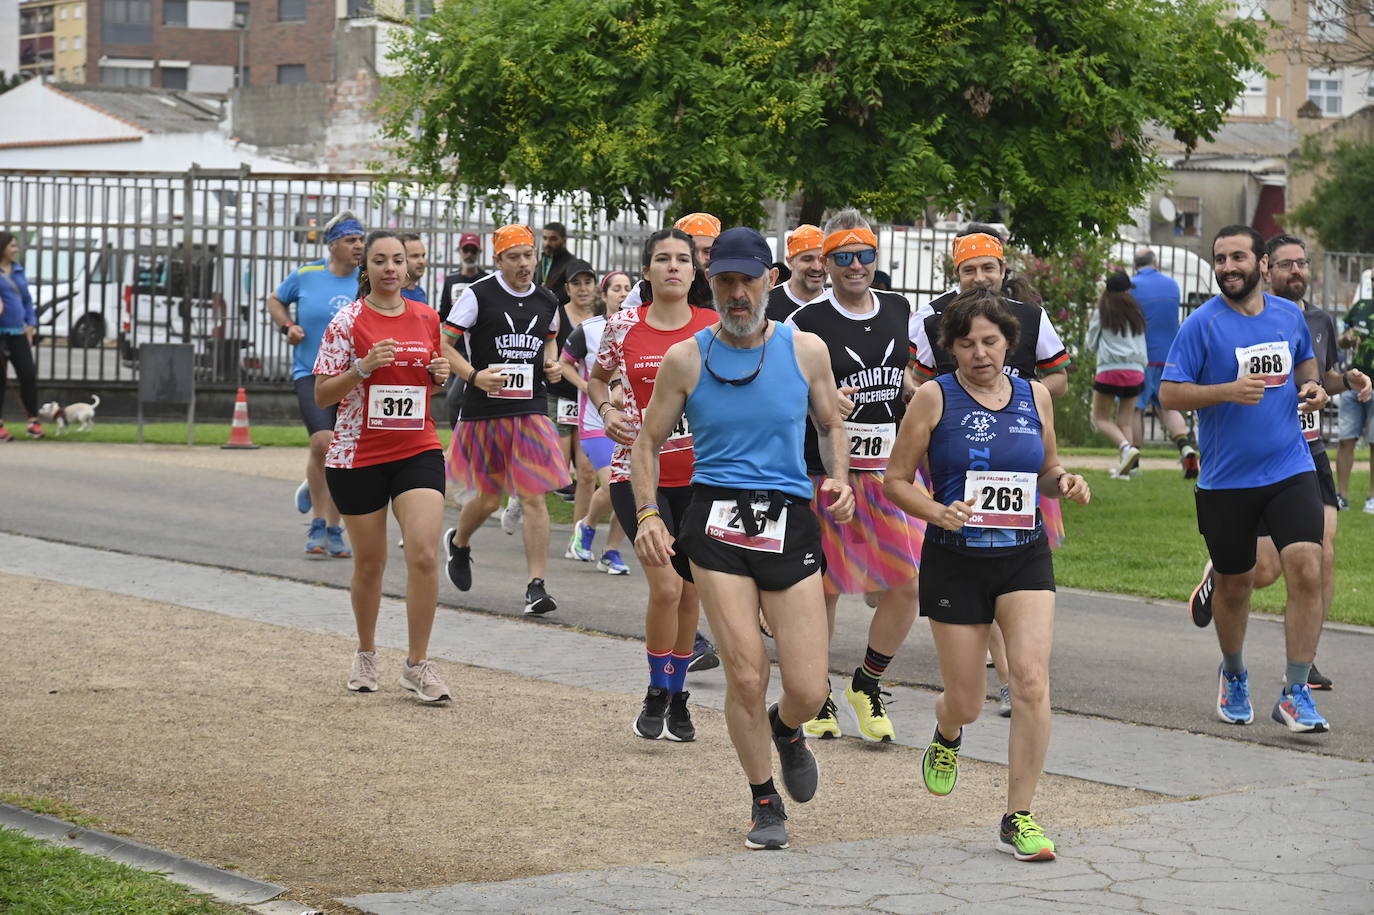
630, 227, 855, 852
1160, 225, 1331, 735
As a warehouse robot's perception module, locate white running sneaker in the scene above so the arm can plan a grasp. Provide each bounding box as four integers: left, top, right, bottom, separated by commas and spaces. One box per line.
1114, 444, 1141, 478
501, 499, 524, 535
1364, 497, 1374, 515
347, 649, 378, 692
399, 658, 452, 703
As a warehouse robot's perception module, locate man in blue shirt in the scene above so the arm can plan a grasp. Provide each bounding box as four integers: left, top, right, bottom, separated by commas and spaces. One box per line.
1161, 225, 1331, 735
400, 233, 428, 304
266, 211, 364, 558
1132, 247, 1199, 477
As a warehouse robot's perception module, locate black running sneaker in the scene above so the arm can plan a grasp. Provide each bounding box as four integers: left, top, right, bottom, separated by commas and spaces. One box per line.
523, 578, 556, 615
443, 528, 472, 591
633, 685, 670, 739
1307, 663, 1333, 691
688, 632, 720, 672
745, 794, 789, 850
1189, 563, 1214, 628
665, 690, 696, 742
769, 703, 819, 803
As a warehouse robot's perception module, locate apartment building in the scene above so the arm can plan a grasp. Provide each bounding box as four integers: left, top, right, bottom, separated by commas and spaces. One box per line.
19, 0, 87, 82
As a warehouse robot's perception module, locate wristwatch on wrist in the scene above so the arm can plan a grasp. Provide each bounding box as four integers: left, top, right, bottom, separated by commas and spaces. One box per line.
352, 358, 371, 379
279, 322, 294, 337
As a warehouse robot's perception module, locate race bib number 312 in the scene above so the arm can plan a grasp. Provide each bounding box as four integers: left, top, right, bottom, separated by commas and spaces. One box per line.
367, 384, 426, 430
962, 470, 1037, 530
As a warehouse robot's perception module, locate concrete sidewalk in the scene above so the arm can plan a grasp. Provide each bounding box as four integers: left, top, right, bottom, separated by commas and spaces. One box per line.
4, 531, 1372, 913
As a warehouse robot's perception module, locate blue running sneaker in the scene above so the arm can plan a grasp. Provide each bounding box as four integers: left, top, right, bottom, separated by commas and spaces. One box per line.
305, 518, 327, 556
1272, 682, 1330, 733
567, 521, 594, 561
1216, 665, 1253, 725
294, 479, 311, 514
598, 549, 629, 575
326, 525, 351, 558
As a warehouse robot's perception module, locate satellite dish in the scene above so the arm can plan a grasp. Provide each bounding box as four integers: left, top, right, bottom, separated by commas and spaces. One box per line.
1157, 197, 1177, 222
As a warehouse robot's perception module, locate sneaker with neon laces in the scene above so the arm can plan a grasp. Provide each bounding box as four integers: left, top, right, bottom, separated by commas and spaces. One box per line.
304, 518, 327, 556
523, 577, 556, 615
326, 525, 351, 558
598, 549, 630, 575
294, 480, 311, 514
1190, 562, 1214, 628
769, 703, 819, 803
633, 685, 669, 739
1181, 444, 1200, 480
803, 693, 842, 740
566, 520, 594, 561
921, 729, 960, 796
1307, 663, 1333, 691
1216, 665, 1254, 724
998, 684, 1012, 718
399, 658, 451, 702
443, 528, 472, 591
26, 421, 44, 439
1272, 682, 1330, 733
688, 632, 719, 672
500, 498, 523, 535
665, 690, 696, 742
844, 677, 895, 742
998, 811, 1056, 861
347, 649, 378, 692
745, 794, 789, 850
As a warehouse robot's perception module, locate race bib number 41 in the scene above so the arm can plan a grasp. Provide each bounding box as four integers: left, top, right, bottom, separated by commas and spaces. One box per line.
367, 384, 426, 430
962, 470, 1037, 530
1235, 341, 1292, 388
705, 499, 786, 553
663, 414, 693, 454
489, 363, 534, 399
844, 421, 895, 472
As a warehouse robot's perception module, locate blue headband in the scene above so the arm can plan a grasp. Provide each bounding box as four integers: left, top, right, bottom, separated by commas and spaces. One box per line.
326, 218, 365, 244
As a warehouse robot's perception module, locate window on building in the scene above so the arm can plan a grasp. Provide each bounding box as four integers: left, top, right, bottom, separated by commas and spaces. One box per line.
59, 6, 67, 20
237, 66, 251, 87
278, 0, 306, 22
163, 0, 187, 26
59, 37, 67, 51
73, 65, 84, 80
73, 36, 82, 50
277, 63, 306, 83
161, 66, 188, 90
1308, 71, 1344, 115
100, 65, 153, 87
1173, 196, 1202, 238
74, 4, 83, 18
347, 0, 374, 16
234, 1, 250, 27
103, 0, 152, 45
408, 0, 434, 19
1233, 0, 1265, 18
58, 67, 67, 79
1308, 0, 1346, 42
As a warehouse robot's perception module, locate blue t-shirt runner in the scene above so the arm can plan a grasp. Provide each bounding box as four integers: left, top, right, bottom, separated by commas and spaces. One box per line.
277, 259, 360, 381
1162, 291, 1314, 491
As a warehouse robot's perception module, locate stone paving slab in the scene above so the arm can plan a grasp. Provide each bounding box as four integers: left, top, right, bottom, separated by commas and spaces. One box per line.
345, 775, 1374, 914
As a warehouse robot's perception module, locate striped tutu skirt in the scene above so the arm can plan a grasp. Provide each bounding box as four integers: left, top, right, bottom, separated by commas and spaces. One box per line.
810, 471, 925, 597
1041, 496, 1065, 549
448, 413, 572, 498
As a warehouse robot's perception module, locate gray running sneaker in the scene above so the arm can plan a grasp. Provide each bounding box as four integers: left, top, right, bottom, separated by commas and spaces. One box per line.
399, 658, 451, 703
769, 703, 819, 803
998, 684, 1012, 718
347, 649, 378, 692
745, 794, 789, 850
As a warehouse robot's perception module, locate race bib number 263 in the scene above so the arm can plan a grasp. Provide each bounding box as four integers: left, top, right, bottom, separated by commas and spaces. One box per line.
962, 470, 1037, 531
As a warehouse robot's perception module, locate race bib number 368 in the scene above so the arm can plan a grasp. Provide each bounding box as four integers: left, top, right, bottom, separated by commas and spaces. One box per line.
1235, 341, 1292, 388
962, 470, 1037, 530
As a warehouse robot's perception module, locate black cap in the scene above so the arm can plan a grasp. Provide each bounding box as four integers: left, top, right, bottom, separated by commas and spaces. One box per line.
1105, 270, 1134, 293
565, 259, 596, 283
708, 227, 773, 279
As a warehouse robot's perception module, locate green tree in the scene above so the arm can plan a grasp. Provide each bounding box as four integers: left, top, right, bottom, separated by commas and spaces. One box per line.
378, 0, 1264, 251
1288, 137, 1374, 253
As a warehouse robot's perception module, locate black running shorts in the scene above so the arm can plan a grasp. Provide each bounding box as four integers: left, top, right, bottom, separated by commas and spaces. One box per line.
609, 481, 693, 581
295, 375, 339, 436
1196, 471, 1324, 575
676, 486, 824, 592
1257, 451, 1337, 539
326, 448, 446, 516
918, 536, 1055, 625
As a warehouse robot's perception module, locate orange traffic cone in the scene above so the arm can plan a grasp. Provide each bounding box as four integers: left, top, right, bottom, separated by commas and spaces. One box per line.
222, 387, 260, 450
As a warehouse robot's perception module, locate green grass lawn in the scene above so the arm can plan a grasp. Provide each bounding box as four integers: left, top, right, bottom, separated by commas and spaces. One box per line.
1057, 465, 1374, 626
0, 826, 238, 914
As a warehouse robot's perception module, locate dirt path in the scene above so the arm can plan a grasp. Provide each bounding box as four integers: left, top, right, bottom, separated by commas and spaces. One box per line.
1, 573, 1156, 912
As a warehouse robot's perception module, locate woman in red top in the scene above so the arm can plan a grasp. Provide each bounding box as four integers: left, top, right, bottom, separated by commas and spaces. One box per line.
315, 231, 453, 704
590, 228, 719, 741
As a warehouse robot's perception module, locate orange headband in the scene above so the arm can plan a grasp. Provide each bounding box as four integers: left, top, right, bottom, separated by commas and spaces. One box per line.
493, 224, 535, 257
673, 212, 721, 238
951, 233, 1004, 267
786, 225, 823, 259
822, 227, 878, 257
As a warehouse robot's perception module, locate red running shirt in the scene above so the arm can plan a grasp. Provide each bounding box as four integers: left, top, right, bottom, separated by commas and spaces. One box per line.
596, 304, 719, 486
314, 299, 443, 469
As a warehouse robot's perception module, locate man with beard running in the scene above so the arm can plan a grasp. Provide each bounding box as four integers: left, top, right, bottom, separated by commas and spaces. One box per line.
1188, 233, 1370, 693
784, 209, 923, 743
631, 226, 855, 851
766, 224, 826, 322
1161, 225, 1331, 734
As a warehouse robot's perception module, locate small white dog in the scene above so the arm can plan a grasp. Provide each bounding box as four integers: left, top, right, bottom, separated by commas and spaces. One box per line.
37, 394, 100, 434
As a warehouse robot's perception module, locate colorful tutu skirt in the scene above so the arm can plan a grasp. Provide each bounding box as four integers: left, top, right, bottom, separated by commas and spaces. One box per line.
448, 413, 572, 498
810, 471, 925, 597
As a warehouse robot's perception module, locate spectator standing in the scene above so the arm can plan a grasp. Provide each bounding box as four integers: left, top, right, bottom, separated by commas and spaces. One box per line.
438, 233, 489, 322
1087, 271, 1149, 479
1336, 283, 1374, 511
1132, 247, 1200, 477
538, 221, 578, 305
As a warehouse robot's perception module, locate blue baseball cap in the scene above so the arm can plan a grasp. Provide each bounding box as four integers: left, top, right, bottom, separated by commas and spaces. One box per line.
707, 227, 774, 279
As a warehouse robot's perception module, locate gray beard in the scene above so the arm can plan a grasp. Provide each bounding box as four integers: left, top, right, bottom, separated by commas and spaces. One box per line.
718, 303, 765, 338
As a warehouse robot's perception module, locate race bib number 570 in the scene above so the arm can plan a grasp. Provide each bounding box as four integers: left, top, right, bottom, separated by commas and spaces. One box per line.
488, 363, 534, 399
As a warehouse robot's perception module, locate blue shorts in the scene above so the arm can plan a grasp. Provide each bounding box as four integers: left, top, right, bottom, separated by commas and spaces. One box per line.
580, 434, 614, 471
294, 375, 338, 436
1337, 388, 1374, 443
1136, 364, 1166, 411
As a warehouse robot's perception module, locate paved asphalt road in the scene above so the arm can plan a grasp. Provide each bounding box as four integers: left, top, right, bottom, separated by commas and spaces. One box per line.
5, 445, 1371, 761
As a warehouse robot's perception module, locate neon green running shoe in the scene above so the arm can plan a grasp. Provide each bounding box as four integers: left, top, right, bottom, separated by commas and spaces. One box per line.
921, 731, 960, 796
998, 810, 1056, 861
803, 693, 842, 739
